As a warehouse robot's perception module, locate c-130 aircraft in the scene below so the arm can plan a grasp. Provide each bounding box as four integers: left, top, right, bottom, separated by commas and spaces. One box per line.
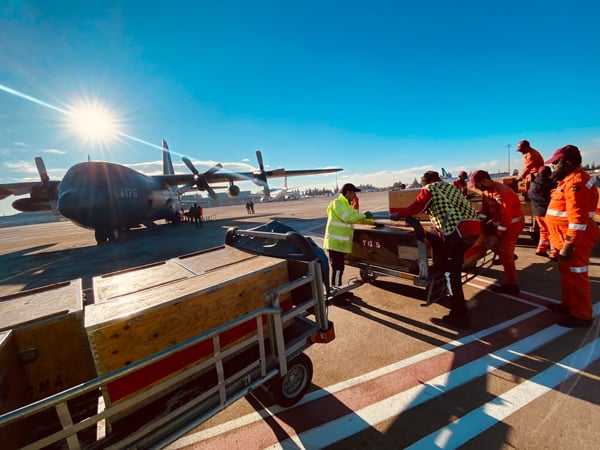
0, 139, 342, 244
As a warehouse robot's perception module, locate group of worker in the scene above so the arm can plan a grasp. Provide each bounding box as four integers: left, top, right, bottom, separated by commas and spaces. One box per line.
324, 141, 599, 330
185, 203, 203, 228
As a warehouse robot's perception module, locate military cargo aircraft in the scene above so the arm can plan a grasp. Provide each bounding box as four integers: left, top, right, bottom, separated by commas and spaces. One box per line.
0, 139, 342, 243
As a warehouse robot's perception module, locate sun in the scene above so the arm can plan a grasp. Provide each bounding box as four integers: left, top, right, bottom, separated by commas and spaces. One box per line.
67, 99, 121, 145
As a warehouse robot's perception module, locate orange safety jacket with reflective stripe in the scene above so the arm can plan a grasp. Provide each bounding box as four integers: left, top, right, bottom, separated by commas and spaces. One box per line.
545, 167, 600, 248
479, 181, 523, 233
521, 148, 545, 180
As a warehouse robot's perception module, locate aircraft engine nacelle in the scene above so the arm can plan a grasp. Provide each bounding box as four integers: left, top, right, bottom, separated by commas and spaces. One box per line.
227, 185, 241, 197
12, 198, 52, 212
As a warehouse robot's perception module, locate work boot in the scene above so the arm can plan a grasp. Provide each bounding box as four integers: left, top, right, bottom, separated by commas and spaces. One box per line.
490, 284, 520, 295
547, 303, 569, 315
492, 254, 518, 265
536, 241, 550, 257
440, 314, 471, 329
557, 316, 593, 328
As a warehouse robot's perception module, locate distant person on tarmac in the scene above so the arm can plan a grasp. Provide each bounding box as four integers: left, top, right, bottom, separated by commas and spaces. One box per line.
544, 145, 600, 328
452, 171, 469, 197
324, 183, 375, 290
191, 203, 201, 228
516, 140, 545, 183
391, 171, 480, 329
469, 170, 524, 296
528, 165, 556, 258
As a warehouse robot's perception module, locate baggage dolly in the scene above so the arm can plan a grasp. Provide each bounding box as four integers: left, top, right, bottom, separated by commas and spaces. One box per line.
0, 225, 334, 449
345, 217, 493, 306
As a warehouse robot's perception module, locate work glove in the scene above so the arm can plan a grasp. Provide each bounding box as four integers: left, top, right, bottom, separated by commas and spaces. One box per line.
364, 211, 374, 219
390, 213, 400, 221
559, 243, 574, 261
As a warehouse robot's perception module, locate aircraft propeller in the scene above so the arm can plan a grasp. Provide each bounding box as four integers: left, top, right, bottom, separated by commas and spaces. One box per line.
181, 157, 223, 200
254, 150, 284, 199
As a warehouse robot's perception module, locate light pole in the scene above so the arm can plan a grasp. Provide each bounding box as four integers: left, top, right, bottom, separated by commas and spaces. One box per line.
507, 144, 511, 174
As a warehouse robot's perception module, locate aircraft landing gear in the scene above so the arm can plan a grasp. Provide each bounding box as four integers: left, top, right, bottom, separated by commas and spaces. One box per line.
108, 229, 119, 242
95, 229, 107, 245
95, 228, 119, 245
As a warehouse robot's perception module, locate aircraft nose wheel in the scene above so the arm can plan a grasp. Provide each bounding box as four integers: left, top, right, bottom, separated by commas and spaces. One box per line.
270, 353, 313, 407
95, 229, 107, 244
95, 228, 119, 244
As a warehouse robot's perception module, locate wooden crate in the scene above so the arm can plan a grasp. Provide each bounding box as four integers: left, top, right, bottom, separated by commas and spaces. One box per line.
388, 190, 428, 220
0, 280, 96, 403
92, 246, 258, 302
0, 330, 29, 447
85, 254, 290, 404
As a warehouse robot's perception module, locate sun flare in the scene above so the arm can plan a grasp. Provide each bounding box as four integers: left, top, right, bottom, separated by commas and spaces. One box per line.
67, 99, 121, 145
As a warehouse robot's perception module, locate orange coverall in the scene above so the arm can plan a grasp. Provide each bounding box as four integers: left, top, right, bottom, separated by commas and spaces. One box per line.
520, 148, 545, 180
479, 181, 524, 285
545, 167, 600, 320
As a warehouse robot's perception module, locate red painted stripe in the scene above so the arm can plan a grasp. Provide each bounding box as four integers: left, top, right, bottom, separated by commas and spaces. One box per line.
187, 310, 556, 449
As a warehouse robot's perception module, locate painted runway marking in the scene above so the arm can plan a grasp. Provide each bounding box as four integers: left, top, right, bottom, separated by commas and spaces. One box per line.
408, 335, 600, 449
265, 322, 581, 450
167, 302, 600, 450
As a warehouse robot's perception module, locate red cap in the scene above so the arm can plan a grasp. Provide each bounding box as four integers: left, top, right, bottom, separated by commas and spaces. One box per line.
545, 145, 581, 165
468, 170, 490, 189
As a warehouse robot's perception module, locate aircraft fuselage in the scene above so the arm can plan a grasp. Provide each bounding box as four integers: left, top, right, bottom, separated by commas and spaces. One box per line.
57, 161, 181, 234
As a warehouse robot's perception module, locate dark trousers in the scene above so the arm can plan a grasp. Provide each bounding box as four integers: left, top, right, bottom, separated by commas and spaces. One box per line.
427, 232, 476, 317
328, 250, 346, 287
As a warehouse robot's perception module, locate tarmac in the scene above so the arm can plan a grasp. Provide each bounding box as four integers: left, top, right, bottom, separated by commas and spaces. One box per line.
1, 191, 599, 449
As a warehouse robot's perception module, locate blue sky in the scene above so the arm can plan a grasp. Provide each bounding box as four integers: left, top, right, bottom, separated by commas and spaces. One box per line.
1, 0, 600, 216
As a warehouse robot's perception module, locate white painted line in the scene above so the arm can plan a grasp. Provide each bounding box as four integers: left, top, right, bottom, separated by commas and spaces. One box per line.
265, 323, 575, 450
408, 335, 600, 449
166, 308, 546, 449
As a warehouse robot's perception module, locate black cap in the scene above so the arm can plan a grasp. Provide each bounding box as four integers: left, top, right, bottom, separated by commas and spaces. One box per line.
341, 183, 361, 194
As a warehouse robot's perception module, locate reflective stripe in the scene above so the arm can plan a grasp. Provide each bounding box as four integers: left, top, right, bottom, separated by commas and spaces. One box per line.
568, 223, 587, 231
547, 208, 567, 217
586, 179, 595, 189
497, 225, 507, 231
479, 213, 488, 220
511, 216, 522, 223
329, 220, 353, 228
589, 211, 596, 218
570, 266, 589, 273
325, 233, 352, 241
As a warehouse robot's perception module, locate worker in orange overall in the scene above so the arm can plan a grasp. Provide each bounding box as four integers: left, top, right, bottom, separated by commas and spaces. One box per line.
516, 140, 545, 183
544, 145, 600, 328
452, 171, 469, 197
469, 170, 524, 295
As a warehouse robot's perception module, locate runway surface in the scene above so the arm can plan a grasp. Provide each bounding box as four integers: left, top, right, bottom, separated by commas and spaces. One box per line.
1, 191, 599, 449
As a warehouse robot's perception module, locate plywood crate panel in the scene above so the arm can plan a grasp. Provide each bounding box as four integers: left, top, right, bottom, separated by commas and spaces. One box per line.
92, 246, 258, 303
0, 280, 95, 402
85, 255, 290, 403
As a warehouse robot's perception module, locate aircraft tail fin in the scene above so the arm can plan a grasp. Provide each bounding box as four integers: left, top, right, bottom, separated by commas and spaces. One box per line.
441, 167, 451, 179
162, 139, 175, 175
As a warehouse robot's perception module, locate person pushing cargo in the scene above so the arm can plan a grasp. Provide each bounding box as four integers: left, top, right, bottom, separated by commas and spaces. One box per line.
324, 183, 375, 290
390, 171, 481, 328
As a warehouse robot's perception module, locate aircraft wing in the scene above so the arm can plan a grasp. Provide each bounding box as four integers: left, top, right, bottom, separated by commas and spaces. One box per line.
0, 182, 42, 200
154, 167, 343, 186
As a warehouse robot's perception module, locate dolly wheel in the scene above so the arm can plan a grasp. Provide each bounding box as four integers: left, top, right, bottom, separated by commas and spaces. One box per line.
271, 353, 313, 407
359, 268, 377, 282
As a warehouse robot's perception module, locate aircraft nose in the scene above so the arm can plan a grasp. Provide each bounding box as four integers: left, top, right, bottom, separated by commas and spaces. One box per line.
57, 188, 109, 226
